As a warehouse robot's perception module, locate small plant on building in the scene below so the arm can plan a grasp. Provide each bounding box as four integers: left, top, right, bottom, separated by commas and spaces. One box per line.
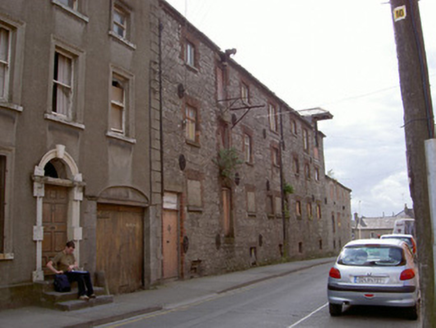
283, 181, 294, 218
213, 147, 243, 182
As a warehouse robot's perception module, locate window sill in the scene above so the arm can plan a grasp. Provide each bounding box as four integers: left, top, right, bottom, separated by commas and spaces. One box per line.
186, 139, 200, 148
0, 253, 14, 260
185, 64, 199, 73
0, 101, 23, 112
106, 131, 136, 144
45, 113, 85, 129
187, 206, 203, 212
109, 31, 137, 50
52, 0, 89, 23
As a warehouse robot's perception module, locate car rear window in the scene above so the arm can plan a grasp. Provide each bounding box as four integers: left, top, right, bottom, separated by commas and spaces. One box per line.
338, 246, 405, 266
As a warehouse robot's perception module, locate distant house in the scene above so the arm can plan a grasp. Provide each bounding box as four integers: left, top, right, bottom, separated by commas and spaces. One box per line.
352, 205, 414, 239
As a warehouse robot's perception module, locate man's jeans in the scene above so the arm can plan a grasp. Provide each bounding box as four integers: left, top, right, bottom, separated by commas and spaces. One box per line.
65, 271, 94, 296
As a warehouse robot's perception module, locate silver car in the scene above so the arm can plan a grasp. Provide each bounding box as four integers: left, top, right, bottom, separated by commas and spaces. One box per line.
327, 239, 420, 320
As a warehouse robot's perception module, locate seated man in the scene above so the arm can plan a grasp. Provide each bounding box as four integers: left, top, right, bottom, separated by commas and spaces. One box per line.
47, 240, 95, 300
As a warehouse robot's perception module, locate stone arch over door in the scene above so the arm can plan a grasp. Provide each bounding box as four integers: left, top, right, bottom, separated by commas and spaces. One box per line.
32, 144, 84, 281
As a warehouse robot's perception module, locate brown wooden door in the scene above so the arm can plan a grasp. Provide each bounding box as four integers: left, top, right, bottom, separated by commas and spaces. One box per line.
97, 204, 144, 294
162, 210, 178, 279
42, 185, 68, 276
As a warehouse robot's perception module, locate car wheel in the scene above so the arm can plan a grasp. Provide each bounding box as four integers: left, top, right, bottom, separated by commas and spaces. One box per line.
405, 303, 418, 320
329, 303, 342, 316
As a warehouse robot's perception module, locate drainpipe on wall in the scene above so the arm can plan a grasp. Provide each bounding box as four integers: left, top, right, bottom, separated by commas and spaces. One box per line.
278, 105, 287, 255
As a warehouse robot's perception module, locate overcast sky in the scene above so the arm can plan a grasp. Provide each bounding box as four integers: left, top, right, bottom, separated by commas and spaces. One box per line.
165, 0, 436, 218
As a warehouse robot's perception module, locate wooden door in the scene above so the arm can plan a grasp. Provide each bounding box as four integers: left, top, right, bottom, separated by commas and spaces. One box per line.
97, 204, 144, 294
42, 185, 68, 276
162, 210, 178, 279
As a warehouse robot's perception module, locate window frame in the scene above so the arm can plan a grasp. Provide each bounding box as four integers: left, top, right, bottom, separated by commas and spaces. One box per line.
45, 39, 85, 129
52, 50, 73, 119
241, 82, 249, 104
0, 25, 11, 102
0, 16, 24, 112
106, 66, 136, 143
185, 104, 198, 144
268, 103, 278, 133
303, 128, 310, 152
0, 152, 13, 260
185, 41, 196, 68
243, 133, 253, 164
108, 2, 136, 50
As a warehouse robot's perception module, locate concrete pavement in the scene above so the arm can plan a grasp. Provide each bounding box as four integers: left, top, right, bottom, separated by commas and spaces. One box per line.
0, 257, 335, 328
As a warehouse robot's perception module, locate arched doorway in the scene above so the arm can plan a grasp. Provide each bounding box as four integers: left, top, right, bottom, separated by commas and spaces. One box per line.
32, 145, 84, 282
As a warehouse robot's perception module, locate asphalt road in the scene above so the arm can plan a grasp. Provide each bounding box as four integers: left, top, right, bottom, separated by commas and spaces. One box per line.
97, 262, 421, 328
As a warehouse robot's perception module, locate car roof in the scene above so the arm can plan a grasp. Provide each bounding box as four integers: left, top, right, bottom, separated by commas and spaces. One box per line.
344, 238, 406, 248
380, 234, 414, 239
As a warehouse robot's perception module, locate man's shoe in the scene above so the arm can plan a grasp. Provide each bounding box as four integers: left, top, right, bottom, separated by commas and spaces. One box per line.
89, 294, 96, 299
79, 295, 89, 301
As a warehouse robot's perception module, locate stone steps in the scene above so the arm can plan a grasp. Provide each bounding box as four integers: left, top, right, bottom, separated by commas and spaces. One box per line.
37, 281, 114, 311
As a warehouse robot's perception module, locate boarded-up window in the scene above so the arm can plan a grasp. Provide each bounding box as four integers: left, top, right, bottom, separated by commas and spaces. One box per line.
216, 66, 225, 101
274, 196, 281, 217
222, 188, 232, 236
111, 79, 125, 133
246, 190, 256, 214
187, 179, 202, 208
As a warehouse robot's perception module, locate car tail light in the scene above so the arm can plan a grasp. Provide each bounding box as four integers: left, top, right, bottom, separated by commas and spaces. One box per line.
329, 267, 341, 279
400, 268, 415, 280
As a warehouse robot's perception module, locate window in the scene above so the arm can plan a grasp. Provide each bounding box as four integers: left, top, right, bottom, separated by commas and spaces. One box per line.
185, 105, 198, 143
216, 66, 225, 101
222, 188, 233, 236
52, 51, 73, 118
107, 67, 135, 142
246, 190, 256, 215
113, 5, 127, 39
241, 82, 249, 103
271, 146, 279, 167
244, 133, 252, 163
186, 41, 195, 67
293, 157, 299, 175
267, 195, 274, 216
307, 202, 312, 219
296, 200, 302, 218
57, 0, 77, 9
0, 18, 24, 111
304, 163, 310, 180
187, 179, 202, 209
0, 26, 10, 101
316, 204, 322, 219
110, 77, 125, 133
291, 118, 297, 135
315, 167, 320, 181
0, 155, 5, 253
332, 214, 336, 233
268, 104, 278, 132
303, 128, 309, 151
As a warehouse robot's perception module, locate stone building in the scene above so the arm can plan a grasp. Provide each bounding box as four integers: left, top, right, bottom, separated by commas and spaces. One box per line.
158, 1, 352, 279
0, 0, 352, 310
0, 0, 162, 309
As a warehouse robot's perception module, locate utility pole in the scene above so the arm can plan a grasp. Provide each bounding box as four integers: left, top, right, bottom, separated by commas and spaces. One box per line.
389, 0, 435, 326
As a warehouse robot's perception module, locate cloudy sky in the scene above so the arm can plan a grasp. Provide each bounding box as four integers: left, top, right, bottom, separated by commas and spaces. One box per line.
165, 0, 436, 218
